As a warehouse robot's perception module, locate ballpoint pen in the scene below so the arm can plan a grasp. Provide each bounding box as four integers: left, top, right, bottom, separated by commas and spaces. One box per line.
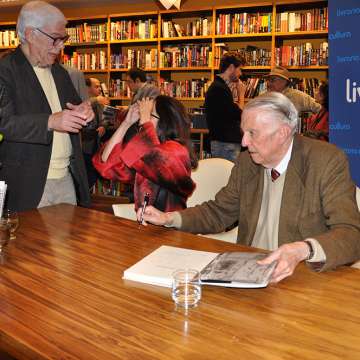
139, 192, 150, 225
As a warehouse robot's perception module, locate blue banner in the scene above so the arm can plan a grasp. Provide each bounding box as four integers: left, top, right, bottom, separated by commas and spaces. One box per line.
329, 0, 360, 186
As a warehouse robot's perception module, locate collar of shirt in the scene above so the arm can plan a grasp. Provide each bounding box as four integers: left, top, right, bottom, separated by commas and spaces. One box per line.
266, 139, 294, 177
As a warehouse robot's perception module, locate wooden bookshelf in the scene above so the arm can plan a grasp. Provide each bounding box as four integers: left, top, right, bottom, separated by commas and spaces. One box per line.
0, 0, 329, 104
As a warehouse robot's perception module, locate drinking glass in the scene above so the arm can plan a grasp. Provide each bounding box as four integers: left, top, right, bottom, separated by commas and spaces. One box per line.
3, 209, 19, 240
172, 269, 202, 308
0, 218, 10, 253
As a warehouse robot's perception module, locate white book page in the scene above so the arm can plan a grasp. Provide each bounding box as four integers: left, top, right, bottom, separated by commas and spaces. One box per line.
123, 245, 218, 288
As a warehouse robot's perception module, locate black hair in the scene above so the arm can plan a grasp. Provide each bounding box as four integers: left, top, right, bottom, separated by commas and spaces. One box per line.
85, 78, 92, 87
126, 67, 147, 83
318, 81, 329, 111
155, 95, 198, 169
219, 52, 246, 73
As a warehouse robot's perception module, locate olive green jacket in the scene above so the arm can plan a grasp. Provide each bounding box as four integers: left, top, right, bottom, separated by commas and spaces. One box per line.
180, 135, 360, 271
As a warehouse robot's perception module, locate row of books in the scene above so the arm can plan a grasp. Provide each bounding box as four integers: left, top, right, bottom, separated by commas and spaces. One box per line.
159, 78, 211, 99
93, 178, 123, 197
214, 44, 271, 68
241, 76, 321, 99
275, 42, 328, 67
162, 18, 211, 38
159, 45, 212, 68
243, 78, 267, 98
275, 8, 328, 32
216, 13, 272, 35
290, 77, 321, 98
67, 23, 107, 43
63, 50, 107, 70
110, 49, 158, 69
110, 20, 158, 40
0, 30, 18, 47
109, 79, 132, 98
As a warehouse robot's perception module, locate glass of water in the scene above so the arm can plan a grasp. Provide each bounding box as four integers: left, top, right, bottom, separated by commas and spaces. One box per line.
172, 269, 202, 308
3, 210, 19, 240
0, 218, 10, 253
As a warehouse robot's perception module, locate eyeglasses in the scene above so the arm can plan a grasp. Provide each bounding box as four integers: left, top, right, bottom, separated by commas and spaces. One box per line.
36, 28, 69, 47
151, 113, 160, 120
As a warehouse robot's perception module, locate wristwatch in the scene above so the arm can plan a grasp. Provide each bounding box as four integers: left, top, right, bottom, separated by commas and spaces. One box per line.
304, 240, 314, 261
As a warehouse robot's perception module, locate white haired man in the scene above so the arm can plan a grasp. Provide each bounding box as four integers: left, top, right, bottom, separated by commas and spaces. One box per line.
139, 92, 360, 283
0, 1, 94, 211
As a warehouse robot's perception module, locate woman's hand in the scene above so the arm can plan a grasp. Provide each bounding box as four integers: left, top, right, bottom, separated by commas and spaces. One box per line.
138, 98, 155, 126
124, 104, 140, 127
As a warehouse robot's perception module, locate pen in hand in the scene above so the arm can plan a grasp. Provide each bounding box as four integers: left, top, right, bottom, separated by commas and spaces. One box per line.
139, 192, 150, 225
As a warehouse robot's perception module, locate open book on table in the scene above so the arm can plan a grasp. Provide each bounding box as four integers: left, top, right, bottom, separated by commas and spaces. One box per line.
123, 245, 276, 289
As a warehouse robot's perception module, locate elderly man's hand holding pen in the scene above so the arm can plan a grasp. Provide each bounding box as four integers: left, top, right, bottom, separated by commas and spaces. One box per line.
136, 204, 175, 227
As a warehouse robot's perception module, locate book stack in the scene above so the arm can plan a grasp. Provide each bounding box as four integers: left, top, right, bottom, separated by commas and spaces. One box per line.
216, 12, 272, 35
160, 44, 212, 68
110, 49, 158, 69
276, 7, 328, 32
162, 17, 211, 37
0, 30, 18, 47
67, 23, 107, 43
63, 50, 107, 70
110, 19, 158, 40
275, 41, 328, 66
159, 77, 211, 98
109, 79, 131, 98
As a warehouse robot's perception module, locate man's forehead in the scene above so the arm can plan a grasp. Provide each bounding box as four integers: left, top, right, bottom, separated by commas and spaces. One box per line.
42, 21, 66, 34
242, 108, 277, 126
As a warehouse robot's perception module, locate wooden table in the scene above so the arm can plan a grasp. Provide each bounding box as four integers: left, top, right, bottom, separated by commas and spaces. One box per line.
1, 205, 360, 360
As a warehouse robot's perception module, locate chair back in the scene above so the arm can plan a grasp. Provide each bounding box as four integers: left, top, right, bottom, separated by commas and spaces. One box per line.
187, 158, 234, 208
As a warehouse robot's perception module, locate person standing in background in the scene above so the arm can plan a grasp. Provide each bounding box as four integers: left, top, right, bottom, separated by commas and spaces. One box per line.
0, 0, 93, 211
83, 77, 109, 188
205, 52, 246, 162
86, 77, 109, 107
126, 67, 160, 105
265, 66, 321, 115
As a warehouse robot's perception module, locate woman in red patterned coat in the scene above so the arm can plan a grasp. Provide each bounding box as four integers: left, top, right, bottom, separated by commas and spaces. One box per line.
304, 82, 329, 141
93, 95, 197, 212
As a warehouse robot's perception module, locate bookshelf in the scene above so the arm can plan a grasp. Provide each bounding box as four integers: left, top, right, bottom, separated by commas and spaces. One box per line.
0, 21, 18, 50
0, 0, 328, 105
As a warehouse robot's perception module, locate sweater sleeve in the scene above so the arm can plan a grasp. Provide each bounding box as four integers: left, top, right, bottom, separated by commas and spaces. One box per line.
92, 142, 135, 183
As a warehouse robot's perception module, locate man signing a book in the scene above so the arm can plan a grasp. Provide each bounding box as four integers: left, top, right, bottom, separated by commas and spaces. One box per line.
137, 92, 360, 283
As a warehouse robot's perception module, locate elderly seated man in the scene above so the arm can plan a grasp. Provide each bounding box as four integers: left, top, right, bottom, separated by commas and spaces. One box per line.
138, 92, 360, 283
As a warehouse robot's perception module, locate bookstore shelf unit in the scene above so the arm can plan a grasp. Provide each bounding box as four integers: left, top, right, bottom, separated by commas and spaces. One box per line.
0, 0, 328, 105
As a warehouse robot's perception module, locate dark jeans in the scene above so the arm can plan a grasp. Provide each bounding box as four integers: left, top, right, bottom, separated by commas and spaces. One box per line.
210, 141, 241, 162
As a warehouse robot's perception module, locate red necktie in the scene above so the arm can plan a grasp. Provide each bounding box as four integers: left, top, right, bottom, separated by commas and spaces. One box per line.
271, 169, 280, 182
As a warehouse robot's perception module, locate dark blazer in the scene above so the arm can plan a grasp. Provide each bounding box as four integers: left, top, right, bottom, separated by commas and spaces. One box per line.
180, 135, 360, 271
204, 75, 242, 143
0, 47, 90, 211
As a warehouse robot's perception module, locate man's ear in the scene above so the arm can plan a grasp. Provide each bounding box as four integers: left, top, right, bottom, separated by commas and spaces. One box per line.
24, 27, 35, 44
279, 124, 292, 140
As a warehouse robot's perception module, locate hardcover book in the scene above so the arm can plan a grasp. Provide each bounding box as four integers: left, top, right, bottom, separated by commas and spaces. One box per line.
123, 245, 276, 288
